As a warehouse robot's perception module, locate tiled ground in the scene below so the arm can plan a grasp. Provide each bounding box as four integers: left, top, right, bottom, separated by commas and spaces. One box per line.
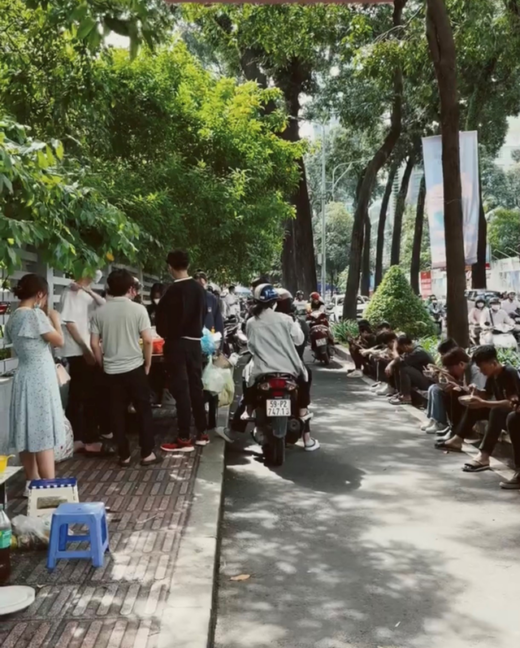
2, 444, 201, 648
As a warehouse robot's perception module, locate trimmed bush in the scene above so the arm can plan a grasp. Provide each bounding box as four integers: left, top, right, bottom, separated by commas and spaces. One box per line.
364, 266, 437, 339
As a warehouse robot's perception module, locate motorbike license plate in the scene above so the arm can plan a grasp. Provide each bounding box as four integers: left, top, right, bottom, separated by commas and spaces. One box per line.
316, 338, 327, 347
266, 399, 291, 417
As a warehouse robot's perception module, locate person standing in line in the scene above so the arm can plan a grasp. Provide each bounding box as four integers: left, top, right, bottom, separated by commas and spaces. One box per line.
156, 250, 207, 451
90, 269, 159, 467
59, 271, 112, 456
224, 285, 240, 319
5, 274, 66, 493
146, 282, 165, 327
194, 272, 232, 443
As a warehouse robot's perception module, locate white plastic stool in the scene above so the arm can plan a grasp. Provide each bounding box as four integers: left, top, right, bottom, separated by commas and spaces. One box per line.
28, 478, 79, 519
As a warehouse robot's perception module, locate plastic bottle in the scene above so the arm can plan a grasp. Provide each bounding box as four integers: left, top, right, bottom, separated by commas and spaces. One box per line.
0, 504, 12, 585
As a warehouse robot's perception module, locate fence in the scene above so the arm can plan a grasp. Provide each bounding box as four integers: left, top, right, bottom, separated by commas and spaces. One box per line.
0, 248, 159, 376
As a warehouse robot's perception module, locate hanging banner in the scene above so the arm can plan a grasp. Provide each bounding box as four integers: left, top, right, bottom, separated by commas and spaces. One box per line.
421, 131, 480, 269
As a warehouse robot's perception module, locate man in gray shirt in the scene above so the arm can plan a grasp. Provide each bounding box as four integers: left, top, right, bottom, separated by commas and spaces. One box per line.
90, 269, 160, 467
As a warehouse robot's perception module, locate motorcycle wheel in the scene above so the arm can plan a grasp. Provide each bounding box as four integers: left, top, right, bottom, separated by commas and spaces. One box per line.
271, 436, 285, 467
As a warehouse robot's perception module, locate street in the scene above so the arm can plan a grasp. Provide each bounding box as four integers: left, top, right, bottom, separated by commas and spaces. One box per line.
214, 360, 520, 648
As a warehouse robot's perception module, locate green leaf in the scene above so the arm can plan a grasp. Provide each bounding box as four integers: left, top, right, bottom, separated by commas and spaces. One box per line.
77, 17, 97, 41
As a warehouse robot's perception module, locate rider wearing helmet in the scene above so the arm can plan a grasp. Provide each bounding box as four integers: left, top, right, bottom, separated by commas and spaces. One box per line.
277, 288, 309, 359
481, 297, 514, 329
245, 284, 319, 451
294, 291, 308, 319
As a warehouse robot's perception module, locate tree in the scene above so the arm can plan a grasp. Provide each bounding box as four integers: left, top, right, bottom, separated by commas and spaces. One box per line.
488, 208, 520, 258
313, 202, 353, 289
364, 266, 436, 338
181, 4, 355, 293
426, 0, 469, 347
390, 151, 416, 266
342, 0, 408, 319
409, 174, 428, 294
375, 160, 399, 288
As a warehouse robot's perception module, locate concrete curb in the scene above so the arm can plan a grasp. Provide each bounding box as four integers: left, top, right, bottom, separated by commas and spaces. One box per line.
158, 407, 228, 648
334, 344, 351, 363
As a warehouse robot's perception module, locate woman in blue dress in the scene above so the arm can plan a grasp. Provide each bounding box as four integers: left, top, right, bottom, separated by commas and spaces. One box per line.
5, 274, 65, 488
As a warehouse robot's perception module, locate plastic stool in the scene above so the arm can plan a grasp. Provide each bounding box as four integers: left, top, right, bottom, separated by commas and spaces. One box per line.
47, 502, 109, 570
28, 478, 79, 519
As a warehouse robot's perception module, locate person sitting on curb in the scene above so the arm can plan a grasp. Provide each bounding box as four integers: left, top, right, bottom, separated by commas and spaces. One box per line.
346, 319, 377, 378
362, 330, 397, 394
435, 345, 520, 477
420, 338, 458, 434
426, 346, 487, 440
384, 334, 434, 405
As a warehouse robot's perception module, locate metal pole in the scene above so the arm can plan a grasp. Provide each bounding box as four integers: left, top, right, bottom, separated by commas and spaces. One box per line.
321, 125, 327, 299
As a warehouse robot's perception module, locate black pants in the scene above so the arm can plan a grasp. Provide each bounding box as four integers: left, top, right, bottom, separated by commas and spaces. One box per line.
376, 359, 391, 383
166, 339, 207, 439
396, 365, 433, 397
446, 390, 466, 429
205, 391, 219, 430
106, 366, 154, 460
455, 407, 509, 457
66, 356, 109, 444
505, 412, 520, 469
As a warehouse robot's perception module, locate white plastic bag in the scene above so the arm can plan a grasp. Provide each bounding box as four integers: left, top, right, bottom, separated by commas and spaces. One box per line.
55, 417, 74, 463
218, 369, 235, 407
12, 514, 51, 548
203, 360, 227, 395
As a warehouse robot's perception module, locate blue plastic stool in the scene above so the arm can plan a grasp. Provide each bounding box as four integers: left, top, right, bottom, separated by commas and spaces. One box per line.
47, 502, 109, 570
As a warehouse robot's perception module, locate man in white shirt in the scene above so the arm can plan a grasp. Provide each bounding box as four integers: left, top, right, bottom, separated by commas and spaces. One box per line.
224, 285, 240, 319
480, 298, 515, 328
60, 273, 108, 455
90, 269, 159, 467
501, 291, 520, 316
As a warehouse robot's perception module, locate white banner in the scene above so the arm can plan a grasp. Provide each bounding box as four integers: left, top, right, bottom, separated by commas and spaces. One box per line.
422, 131, 480, 269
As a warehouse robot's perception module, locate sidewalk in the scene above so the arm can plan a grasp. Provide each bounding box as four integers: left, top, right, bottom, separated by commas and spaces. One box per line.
2, 426, 226, 648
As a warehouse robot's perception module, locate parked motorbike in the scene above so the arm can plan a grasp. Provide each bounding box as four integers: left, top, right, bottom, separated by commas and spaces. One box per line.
223, 315, 247, 355
252, 373, 302, 467
309, 324, 334, 364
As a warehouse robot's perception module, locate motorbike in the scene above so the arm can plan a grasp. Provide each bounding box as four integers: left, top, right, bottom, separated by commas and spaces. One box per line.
223, 315, 247, 355
480, 323, 518, 349
308, 313, 335, 365
252, 373, 302, 467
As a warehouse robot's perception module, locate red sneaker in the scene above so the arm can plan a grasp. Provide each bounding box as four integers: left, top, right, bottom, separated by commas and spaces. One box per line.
160, 439, 194, 453
195, 434, 210, 447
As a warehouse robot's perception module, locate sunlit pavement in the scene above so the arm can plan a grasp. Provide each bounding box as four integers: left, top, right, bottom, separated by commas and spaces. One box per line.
214, 359, 520, 648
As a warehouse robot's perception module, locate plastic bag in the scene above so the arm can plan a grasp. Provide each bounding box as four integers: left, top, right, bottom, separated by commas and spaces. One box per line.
55, 417, 74, 463
12, 514, 51, 549
201, 327, 216, 356
219, 369, 235, 407
203, 360, 227, 395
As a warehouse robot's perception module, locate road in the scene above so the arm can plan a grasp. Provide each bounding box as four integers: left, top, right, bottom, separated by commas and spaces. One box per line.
213, 359, 520, 648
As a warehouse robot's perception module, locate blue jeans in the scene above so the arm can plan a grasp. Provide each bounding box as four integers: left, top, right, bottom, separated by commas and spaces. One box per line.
426, 383, 447, 425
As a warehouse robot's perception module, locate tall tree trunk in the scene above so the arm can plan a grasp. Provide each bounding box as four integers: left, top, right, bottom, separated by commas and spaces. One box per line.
426, 0, 469, 346
390, 153, 416, 266
361, 216, 371, 296
471, 172, 487, 288
276, 63, 317, 295
237, 50, 316, 295
375, 160, 399, 288
411, 174, 426, 295
343, 0, 407, 319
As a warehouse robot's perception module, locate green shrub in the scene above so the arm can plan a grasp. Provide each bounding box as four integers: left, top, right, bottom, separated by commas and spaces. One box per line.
365, 266, 437, 339
496, 348, 520, 367
332, 319, 359, 343
418, 335, 441, 364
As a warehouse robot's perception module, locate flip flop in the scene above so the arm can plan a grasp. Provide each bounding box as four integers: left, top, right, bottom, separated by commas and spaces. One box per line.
140, 455, 163, 467
435, 441, 462, 451
462, 459, 490, 473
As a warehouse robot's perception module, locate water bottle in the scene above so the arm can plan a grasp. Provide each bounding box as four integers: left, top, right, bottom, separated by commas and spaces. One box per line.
0, 504, 12, 585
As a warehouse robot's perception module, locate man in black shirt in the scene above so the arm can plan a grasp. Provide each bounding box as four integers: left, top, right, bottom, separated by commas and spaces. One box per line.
436, 345, 520, 481
385, 334, 434, 405
156, 250, 207, 451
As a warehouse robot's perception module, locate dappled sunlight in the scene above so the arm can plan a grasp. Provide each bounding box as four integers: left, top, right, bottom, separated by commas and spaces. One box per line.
216, 363, 520, 648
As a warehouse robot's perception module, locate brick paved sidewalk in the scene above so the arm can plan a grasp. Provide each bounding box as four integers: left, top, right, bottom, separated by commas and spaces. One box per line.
1, 444, 204, 648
